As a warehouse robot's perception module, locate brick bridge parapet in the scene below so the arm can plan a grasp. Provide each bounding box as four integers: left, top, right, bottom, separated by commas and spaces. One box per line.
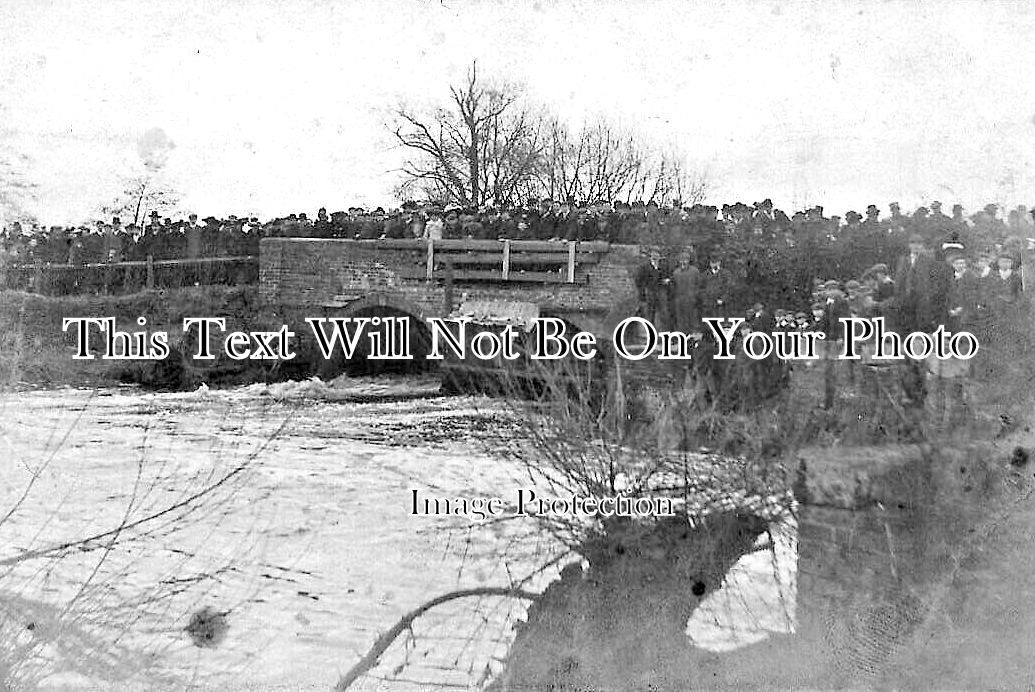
259, 237, 645, 336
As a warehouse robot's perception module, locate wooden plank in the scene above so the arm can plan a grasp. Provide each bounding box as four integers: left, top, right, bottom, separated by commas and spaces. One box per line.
352, 238, 611, 253
502, 240, 510, 281
396, 267, 587, 284
268, 237, 615, 253
460, 269, 584, 285
436, 239, 610, 253
426, 239, 434, 280
510, 253, 600, 265
435, 248, 601, 259
567, 241, 576, 283
431, 252, 600, 266
434, 245, 571, 257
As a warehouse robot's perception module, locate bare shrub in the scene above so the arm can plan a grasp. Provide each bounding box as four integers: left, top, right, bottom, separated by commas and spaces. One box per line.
0, 311, 291, 687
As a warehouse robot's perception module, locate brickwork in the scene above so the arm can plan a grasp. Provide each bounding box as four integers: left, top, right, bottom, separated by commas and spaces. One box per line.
792, 441, 1006, 677
259, 238, 643, 335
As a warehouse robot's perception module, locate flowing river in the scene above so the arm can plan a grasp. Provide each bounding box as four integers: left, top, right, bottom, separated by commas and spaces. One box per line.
0, 380, 795, 690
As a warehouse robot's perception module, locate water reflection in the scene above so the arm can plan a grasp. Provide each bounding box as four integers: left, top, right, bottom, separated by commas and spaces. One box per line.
686, 514, 797, 652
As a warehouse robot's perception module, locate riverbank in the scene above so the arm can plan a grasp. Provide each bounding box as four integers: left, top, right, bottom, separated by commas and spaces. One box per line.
0, 287, 269, 387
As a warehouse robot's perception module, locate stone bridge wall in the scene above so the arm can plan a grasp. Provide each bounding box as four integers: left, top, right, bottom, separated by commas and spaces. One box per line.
792, 442, 1004, 675
259, 238, 643, 335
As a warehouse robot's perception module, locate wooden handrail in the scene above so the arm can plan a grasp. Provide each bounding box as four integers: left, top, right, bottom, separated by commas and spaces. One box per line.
268, 237, 612, 253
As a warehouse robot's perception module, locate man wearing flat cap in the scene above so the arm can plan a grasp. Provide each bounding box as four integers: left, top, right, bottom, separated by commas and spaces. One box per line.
923, 244, 975, 428
862, 263, 896, 307
885, 202, 907, 233
943, 246, 976, 331
929, 200, 950, 230
862, 204, 880, 229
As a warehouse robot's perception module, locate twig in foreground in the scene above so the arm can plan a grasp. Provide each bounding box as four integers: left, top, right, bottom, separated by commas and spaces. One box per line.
336, 586, 538, 691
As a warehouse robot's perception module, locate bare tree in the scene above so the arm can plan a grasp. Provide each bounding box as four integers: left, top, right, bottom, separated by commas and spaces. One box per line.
531, 119, 708, 207
390, 61, 545, 208
390, 64, 708, 209
101, 176, 180, 226
666, 152, 710, 208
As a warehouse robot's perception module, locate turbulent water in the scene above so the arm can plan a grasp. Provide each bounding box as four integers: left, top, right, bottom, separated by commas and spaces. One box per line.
0, 379, 795, 690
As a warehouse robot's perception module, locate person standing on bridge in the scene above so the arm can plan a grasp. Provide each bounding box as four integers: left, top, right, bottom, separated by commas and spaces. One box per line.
423, 211, 444, 241
443, 206, 462, 239
313, 207, 333, 238
407, 210, 426, 239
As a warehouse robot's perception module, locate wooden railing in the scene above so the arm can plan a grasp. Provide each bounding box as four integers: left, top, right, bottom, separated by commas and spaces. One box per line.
0, 255, 258, 296
367, 238, 610, 284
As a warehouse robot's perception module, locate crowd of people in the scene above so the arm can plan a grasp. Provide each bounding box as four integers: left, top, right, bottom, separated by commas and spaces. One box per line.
1, 197, 1031, 322
619, 200, 1031, 414
1, 196, 1029, 418
0, 211, 264, 267
2, 198, 1033, 268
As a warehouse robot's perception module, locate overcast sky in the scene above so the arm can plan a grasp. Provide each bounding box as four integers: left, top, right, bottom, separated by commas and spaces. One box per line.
2, 0, 1035, 224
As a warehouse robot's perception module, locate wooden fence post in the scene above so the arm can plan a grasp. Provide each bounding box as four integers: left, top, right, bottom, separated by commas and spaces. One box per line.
567, 241, 576, 283
146, 255, 155, 290
502, 240, 511, 281
426, 239, 435, 280
443, 260, 454, 314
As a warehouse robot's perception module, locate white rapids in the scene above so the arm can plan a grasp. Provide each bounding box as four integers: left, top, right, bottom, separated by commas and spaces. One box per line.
0, 378, 795, 689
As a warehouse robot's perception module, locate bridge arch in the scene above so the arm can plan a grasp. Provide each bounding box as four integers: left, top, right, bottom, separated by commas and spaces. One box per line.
538, 310, 600, 340
335, 292, 431, 323
314, 291, 436, 378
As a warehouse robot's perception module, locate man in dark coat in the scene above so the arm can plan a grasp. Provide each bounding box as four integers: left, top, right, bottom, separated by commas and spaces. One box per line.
632, 248, 667, 328
314, 207, 333, 238
817, 282, 851, 409
701, 257, 737, 318
892, 234, 949, 333
892, 235, 951, 405
945, 247, 978, 332
669, 254, 702, 333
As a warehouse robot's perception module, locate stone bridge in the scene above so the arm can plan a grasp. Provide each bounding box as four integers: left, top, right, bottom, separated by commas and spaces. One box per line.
258, 237, 653, 380
259, 237, 645, 338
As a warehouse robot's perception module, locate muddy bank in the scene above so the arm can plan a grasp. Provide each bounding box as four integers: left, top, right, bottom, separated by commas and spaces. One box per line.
0, 287, 287, 388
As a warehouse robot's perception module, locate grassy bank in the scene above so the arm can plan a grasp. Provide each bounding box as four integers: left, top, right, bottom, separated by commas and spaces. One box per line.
0, 286, 267, 387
